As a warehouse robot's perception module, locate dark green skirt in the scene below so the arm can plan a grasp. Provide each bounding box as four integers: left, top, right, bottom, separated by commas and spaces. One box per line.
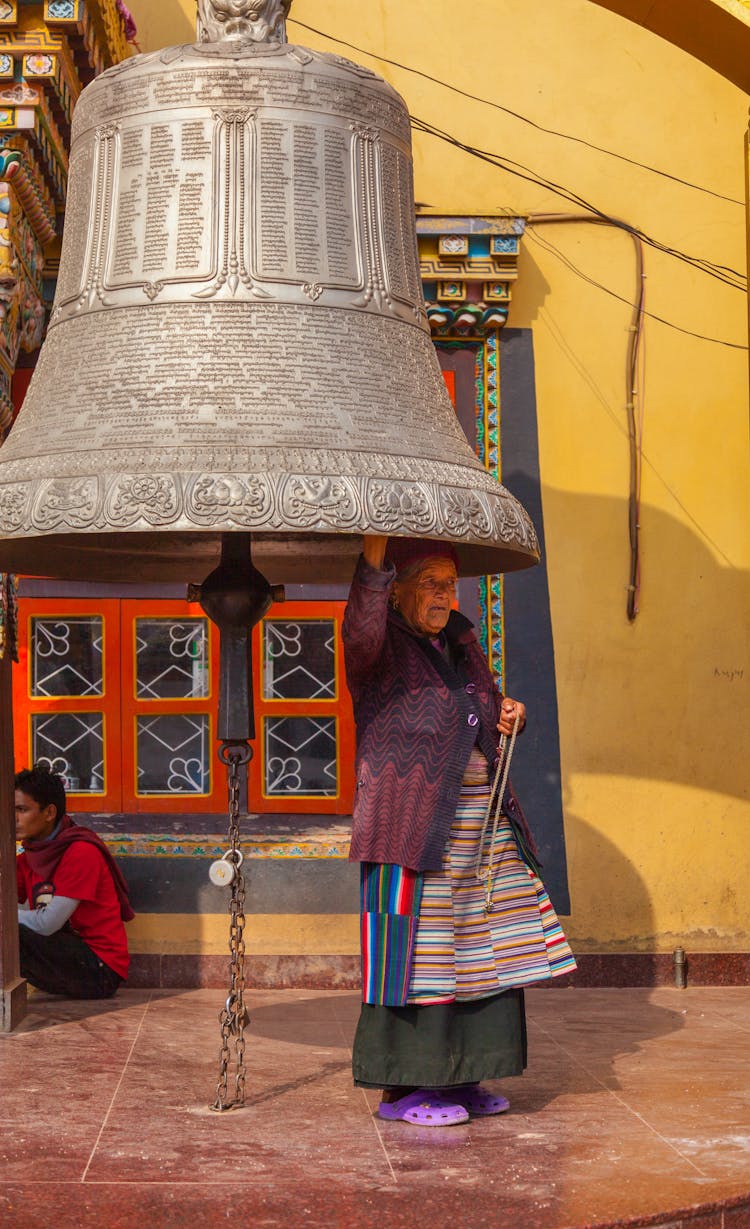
352, 988, 527, 1089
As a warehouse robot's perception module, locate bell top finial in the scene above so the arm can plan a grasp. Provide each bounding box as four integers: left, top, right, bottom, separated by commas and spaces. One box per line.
196, 0, 291, 44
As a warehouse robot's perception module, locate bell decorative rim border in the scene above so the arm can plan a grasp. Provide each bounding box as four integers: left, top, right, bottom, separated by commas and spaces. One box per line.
0, 469, 539, 560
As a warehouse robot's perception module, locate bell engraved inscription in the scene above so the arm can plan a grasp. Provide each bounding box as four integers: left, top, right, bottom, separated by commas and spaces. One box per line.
50, 49, 416, 322
0, 0, 539, 583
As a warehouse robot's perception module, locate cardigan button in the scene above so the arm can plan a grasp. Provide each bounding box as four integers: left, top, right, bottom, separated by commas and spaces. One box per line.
467, 713, 479, 727
465, 682, 477, 694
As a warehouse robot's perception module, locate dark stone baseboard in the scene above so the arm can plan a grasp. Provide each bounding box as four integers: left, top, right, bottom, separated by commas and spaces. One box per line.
127, 953, 361, 990
127, 951, 750, 990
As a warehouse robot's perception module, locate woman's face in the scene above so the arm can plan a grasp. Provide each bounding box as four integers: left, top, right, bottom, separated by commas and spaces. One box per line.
393, 558, 458, 637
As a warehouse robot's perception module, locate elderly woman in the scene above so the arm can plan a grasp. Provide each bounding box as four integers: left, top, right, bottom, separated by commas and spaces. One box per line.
342, 534, 575, 1127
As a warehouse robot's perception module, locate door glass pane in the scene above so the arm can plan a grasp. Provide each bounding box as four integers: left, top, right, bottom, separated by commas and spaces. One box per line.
31, 617, 103, 697
135, 618, 209, 699
136, 714, 210, 794
263, 620, 336, 700
264, 716, 337, 796
31, 712, 105, 793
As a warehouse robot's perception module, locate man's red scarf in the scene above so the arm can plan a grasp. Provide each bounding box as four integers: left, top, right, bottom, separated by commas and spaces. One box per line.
20, 815, 135, 921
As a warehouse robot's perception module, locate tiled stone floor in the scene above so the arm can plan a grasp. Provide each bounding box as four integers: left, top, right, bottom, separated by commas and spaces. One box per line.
1, 986, 750, 1228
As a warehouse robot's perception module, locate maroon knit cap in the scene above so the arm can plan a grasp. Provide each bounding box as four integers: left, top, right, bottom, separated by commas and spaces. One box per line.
385, 537, 459, 576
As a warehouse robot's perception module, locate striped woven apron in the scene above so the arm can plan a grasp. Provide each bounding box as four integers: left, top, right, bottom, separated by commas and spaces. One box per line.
360, 746, 576, 1006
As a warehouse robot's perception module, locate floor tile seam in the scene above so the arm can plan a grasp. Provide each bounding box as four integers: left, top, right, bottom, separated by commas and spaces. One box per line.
333, 1023, 354, 1052
329, 1006, 398, 1187
80, 994, 155, 1185
708, 1010, 750, 1036
5, 1179, 393, 1188
359, 1087, 399, 1186
583, 1093, 711, 1182
529, 1017, 712, 1180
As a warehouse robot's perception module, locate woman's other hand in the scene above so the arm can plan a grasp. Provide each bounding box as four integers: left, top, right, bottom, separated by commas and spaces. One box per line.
498, 697, 526, 736
362, 535, 388, 570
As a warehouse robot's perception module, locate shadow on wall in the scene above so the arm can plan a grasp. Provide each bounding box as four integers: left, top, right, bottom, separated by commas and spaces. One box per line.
508, 486, 750, 802
560, 810, 655, 952
502, 483, 749, 962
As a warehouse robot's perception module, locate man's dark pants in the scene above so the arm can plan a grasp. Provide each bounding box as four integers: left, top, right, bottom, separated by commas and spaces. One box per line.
18, 926, 122, 998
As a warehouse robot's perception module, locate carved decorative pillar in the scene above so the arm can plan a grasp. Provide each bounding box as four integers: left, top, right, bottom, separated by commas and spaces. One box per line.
417, 215, 524, 335
0, 1, 133, 438
0, 174, 48, 434
0, 573, 23, 1030
417, 216, 525, 677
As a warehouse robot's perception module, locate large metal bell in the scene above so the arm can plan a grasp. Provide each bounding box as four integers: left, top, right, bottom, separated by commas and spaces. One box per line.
0, 0, 539, 584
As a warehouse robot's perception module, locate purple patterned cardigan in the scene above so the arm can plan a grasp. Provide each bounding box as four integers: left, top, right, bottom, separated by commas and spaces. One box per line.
342, 555, 539, 873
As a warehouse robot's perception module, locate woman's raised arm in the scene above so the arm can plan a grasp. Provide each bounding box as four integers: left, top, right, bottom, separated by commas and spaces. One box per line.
342, 535, 393, 688
362, 534, 387, 570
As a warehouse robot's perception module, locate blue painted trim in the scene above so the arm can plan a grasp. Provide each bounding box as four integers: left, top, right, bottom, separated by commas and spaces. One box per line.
500, 329, 571, 914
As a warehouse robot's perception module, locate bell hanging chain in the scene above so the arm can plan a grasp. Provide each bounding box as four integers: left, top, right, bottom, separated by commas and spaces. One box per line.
211, 739, 252, 1112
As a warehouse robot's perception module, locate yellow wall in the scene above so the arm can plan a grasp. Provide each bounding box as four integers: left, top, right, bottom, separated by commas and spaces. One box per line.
590, 0, 750, 92
126, 1, 750, 953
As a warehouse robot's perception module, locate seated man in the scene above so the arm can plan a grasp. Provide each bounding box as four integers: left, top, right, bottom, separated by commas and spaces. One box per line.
15, 765, 133, 999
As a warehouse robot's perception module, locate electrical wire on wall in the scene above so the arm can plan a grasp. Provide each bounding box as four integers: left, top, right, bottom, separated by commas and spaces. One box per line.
404, 110, 747, 618
289, 19, 747, 297
288, 18, 746, 618
522, 224, 746, 350
404, 112, 747, 616
409, 115, 746, 294
289, 18, 744, 207
527, 215, 645, 621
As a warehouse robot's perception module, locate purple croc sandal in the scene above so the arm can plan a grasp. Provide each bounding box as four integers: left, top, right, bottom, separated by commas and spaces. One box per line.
378, 1089, 470, 1126
457, 1084, 510, 1116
